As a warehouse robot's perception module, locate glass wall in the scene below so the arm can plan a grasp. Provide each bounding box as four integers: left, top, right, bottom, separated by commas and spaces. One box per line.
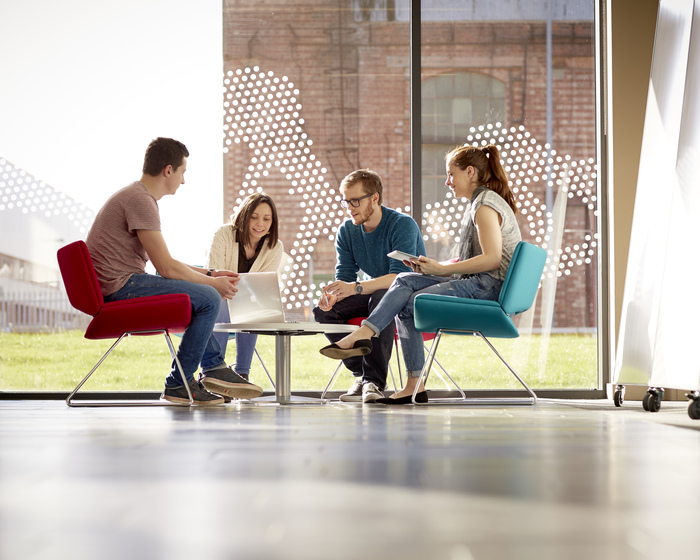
419, 0, 599, 389
1, 0, 601, 393
221, 0, 600, 390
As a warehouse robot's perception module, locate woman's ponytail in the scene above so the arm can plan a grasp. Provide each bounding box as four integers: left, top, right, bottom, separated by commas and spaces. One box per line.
447, 144, 518, 214
482, 145, 518, 214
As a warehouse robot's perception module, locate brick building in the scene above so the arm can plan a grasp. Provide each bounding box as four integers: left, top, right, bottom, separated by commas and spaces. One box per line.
222, 1, 596, 329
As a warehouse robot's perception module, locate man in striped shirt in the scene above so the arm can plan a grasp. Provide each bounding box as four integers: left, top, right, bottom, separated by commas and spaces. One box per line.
86, 137, 263, 405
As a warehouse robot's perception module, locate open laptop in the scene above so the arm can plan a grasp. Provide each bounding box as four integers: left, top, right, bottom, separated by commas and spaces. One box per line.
226, 272, 287, 324
220, 272, 359, 336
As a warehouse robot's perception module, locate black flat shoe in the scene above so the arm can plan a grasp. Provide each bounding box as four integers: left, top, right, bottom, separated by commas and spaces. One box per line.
375, 391, 428, 405
319, 339, 372, 360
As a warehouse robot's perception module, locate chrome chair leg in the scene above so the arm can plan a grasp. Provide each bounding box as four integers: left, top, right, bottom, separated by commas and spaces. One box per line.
414, 332, 465, 401
67, 330, 192, 407
412, 329, 537, 406
394, 333, 455, 392
423, 343, 461, 392
386, 363, 398, 393
164, 332, 193, 404
475, 332, 537, 403
395, 336, 403, 388
66, 334, 126, 406
321, 362, 344, 399
254, 348, 276, 389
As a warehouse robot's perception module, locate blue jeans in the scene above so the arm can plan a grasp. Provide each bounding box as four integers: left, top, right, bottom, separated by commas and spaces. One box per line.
363, 272, 503, 377
213, 300, 258, 376
105, 274, 226, 386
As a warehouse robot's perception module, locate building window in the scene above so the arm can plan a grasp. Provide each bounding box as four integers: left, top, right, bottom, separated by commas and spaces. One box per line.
422, 72, 506, 144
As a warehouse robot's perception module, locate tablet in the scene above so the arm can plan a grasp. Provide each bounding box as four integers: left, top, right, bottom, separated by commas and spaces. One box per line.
387, 250, 420, 262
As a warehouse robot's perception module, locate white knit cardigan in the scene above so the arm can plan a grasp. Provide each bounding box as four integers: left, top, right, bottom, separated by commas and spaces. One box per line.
205, 224, 284, 274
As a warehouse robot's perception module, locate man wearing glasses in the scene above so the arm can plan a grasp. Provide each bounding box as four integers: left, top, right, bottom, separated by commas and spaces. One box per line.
313, 169, 426, 403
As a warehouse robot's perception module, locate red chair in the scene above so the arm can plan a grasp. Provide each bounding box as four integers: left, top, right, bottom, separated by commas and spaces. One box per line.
57, 241, 194, 407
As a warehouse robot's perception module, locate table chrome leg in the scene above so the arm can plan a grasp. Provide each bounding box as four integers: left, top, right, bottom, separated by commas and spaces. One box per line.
275, 334, 292, 403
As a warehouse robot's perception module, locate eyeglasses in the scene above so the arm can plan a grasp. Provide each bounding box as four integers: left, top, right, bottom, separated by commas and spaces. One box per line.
340, 192, 372, 208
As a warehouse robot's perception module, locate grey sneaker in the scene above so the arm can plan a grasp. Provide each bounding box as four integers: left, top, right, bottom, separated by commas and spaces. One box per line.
161, 378, 224, 406
199, 366, 263, 400
224, 372, 248, 401
222, 370, 248, 402
339, 378, 364, 402
362, 382, 384, 403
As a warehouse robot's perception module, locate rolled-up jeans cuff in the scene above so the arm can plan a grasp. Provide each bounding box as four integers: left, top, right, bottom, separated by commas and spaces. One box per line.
408, 370, 423, 379
360, 319, 381, 337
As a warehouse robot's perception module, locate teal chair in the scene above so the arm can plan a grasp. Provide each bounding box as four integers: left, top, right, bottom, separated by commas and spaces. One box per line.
412, 241, 547, 405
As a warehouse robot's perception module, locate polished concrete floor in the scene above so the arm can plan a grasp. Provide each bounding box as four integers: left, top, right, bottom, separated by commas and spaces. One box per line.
1, 398, 699, 560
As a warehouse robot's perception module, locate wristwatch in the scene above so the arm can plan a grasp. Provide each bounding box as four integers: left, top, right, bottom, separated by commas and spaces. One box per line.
355, 281, 363, 295
207, 269, 215, 276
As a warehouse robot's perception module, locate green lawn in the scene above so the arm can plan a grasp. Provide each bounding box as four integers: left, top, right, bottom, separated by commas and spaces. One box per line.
0, 330, 598, 392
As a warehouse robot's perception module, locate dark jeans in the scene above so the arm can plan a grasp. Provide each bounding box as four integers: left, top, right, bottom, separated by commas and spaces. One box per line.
312, 290, 394, 390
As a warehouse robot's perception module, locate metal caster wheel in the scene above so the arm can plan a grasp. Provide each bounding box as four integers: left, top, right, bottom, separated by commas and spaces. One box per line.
688, 394, 700, 420
642, 388, 662, 412
647, 391, 661, 412
690, 401, 700, 420
613, 385, 625, 407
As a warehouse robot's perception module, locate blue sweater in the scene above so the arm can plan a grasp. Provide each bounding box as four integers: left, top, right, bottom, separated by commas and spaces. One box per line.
335, 206, 426, 282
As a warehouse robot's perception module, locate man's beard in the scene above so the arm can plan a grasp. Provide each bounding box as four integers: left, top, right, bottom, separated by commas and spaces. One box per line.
353, 204, 375, 225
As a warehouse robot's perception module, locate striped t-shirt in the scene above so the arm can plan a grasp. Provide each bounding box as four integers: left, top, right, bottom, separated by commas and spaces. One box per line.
86, 182, 160, 296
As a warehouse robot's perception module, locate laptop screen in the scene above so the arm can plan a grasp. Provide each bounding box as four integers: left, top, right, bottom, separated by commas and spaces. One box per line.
226, 272, 285, 324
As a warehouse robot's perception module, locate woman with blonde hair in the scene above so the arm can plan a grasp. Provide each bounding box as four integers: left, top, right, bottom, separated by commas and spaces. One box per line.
207, 192, 284, 386
320, 144, 521, 403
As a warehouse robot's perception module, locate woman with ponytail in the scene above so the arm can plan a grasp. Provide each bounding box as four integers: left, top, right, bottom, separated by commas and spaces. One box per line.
319, 144, 522, 403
